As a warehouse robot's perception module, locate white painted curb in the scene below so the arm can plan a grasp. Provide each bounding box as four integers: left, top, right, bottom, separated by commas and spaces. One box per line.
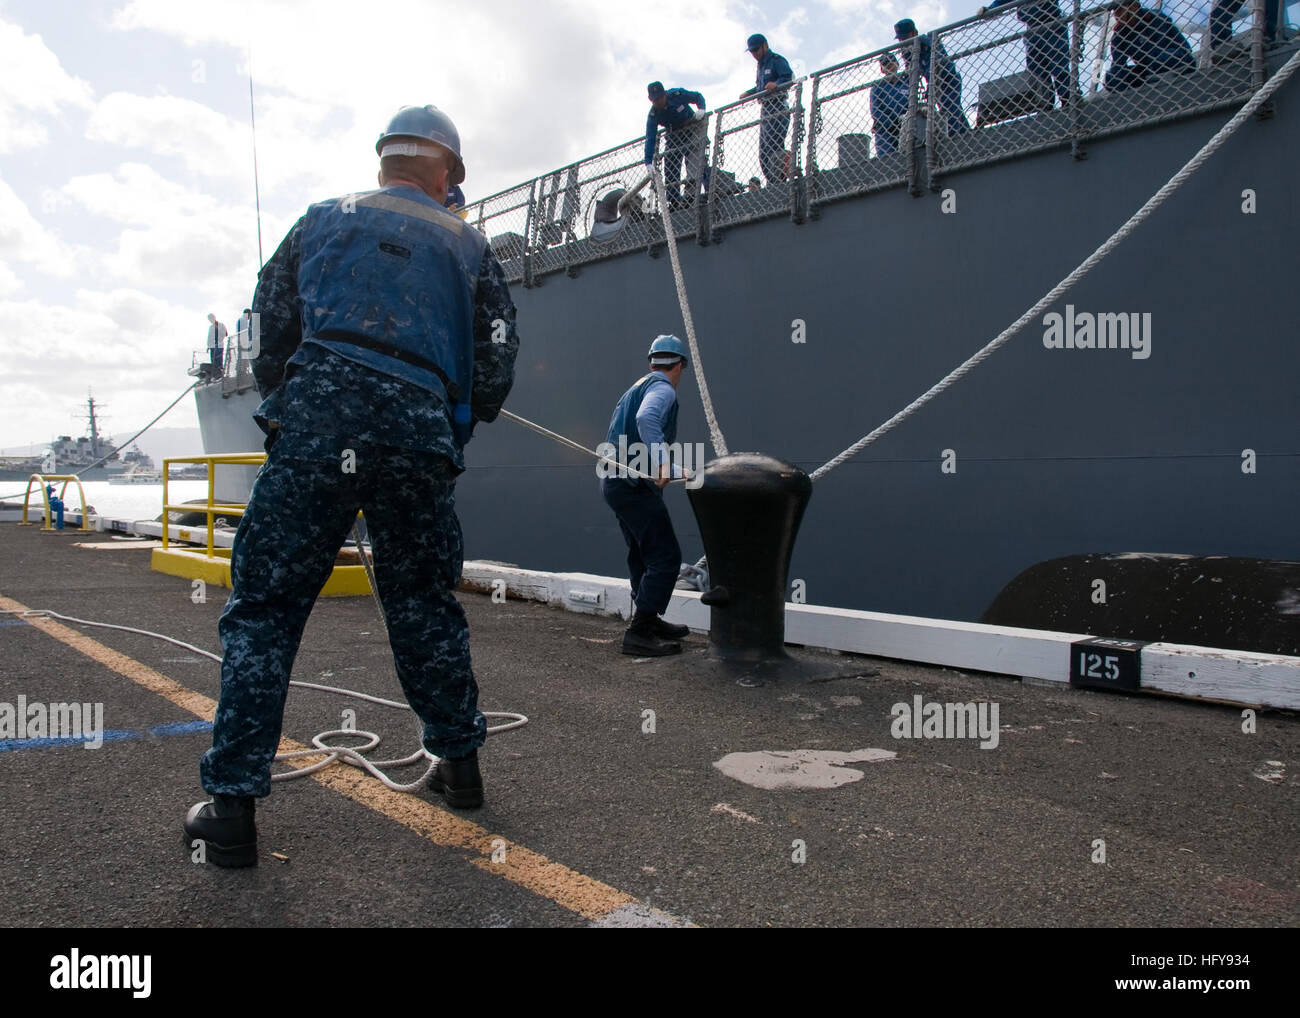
459, 562, 1300, 711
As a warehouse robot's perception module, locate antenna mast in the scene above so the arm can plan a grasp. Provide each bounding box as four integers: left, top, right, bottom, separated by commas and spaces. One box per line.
248, 40, 264, 266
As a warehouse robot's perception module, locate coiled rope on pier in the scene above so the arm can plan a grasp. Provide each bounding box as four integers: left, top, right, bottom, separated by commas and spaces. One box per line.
0, 608, 528, 792
809, 46, 1300, 482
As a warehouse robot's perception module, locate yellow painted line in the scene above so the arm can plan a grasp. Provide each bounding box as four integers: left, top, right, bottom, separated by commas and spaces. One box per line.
0, 593, 691, 926
1, 595, 221, 723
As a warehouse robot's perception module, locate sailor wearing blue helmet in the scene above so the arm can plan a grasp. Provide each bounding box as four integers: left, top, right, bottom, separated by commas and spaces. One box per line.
601, 335, 694, 657
183, 104, 520, 865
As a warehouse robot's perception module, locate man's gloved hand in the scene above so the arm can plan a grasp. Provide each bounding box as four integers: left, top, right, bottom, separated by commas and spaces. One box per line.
692, 109, 708, 121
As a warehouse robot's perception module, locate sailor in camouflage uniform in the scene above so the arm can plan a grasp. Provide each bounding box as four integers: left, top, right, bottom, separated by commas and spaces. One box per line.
184, 105, 519, 867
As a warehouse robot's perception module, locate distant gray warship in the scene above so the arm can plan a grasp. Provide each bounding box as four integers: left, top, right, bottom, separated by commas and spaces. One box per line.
0, 395, 154, 483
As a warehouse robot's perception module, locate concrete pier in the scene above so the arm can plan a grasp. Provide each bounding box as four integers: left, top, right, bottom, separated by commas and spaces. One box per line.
1, 521, 1297, 927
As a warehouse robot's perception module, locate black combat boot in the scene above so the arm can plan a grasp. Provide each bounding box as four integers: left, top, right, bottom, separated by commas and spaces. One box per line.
428, 749, 484, 809
650, 616, 689, 640
622, 610, 682, 656
183, 794, 257, 868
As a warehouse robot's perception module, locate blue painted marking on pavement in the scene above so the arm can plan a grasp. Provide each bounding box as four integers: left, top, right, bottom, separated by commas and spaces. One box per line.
147, 720, 213, 737
0, 719, 212, 753
0, 620, 32, 627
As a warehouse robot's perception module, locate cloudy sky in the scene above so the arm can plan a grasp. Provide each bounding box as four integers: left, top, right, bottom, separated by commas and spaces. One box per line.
0, 0, 954, 453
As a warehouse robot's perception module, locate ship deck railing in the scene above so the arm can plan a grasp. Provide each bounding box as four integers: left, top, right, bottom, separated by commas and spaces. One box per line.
464, 0, 1292, 286
152, 452, 372, 596
187, 337, 258, 395
160, 453, 263, 558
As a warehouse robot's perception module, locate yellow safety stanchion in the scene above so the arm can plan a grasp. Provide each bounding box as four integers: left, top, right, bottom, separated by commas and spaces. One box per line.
18, 474, 92, 531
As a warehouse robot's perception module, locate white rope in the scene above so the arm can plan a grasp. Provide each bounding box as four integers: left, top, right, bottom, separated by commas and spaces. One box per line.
2, 608, 528, 793
499, 407, 690, 484
648, 162, 729, 458
809, 46, 1300, 483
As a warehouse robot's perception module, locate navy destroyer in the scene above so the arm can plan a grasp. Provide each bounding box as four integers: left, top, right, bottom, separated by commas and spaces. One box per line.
0, 395, 155, 483
191, 3, 1300, 654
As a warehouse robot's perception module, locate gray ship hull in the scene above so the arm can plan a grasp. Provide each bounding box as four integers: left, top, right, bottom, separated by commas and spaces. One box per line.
0, 464, 128, 484
457, 81, 1299, 623
193, 49, 1299, 632
193, 381, 263, 506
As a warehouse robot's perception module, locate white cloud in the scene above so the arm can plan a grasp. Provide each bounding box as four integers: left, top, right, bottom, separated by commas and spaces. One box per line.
0, 288, 207, 445
56, 161, 271, 309
0, 18, 94, 154
85, 91, 251, 180
61, 162, 221, 225
112, 216, 251, 290
0, 286, 205, 397
0, 175, 79, 278
803, 0, 954, 69
102, 0, 766, 201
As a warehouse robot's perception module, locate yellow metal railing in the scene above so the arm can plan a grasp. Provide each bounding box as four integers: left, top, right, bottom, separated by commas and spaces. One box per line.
161, 452, 265, 556
18, 474, 92, 531
152, 451, 372, 596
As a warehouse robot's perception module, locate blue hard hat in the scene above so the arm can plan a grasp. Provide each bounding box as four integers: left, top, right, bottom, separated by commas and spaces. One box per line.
894, 18, 917, 38
648, 334, 690, 367
746, 33, 767, 51
376, 104, 466, 185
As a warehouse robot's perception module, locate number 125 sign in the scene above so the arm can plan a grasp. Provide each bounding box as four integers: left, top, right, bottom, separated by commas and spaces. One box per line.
1070, 637, 1145, 691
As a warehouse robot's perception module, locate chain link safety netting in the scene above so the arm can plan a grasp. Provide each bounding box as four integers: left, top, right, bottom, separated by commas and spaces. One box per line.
928, 0, 1267, 175
463, 0, 1285, 282
706, 81, 805, 229
463, 180, 532, 286
806, 44, 914, 209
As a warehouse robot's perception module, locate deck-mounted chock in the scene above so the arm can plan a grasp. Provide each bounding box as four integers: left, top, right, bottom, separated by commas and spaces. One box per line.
590, 173, 651, 244
687, 453, 812, 661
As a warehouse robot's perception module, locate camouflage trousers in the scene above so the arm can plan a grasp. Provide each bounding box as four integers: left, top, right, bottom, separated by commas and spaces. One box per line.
200, 432, 486, 797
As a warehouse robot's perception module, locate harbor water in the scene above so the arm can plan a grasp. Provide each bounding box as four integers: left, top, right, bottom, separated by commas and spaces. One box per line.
1, 481, 214, 522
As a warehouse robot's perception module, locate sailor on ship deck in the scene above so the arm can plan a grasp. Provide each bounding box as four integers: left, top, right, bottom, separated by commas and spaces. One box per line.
644, 81, 708, 210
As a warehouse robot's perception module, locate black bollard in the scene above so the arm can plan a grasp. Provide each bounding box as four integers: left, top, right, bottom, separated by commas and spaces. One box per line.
686, 453, 812, 661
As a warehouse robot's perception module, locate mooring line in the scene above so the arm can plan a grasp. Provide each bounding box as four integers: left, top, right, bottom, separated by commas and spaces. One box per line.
809, 48, 1300, 483
648, 161, 729, 458
498, 408, 690, 484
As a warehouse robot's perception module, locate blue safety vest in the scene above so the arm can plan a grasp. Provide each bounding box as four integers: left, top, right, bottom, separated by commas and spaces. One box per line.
297, 185, 487, 445
604, 373, 678, 486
